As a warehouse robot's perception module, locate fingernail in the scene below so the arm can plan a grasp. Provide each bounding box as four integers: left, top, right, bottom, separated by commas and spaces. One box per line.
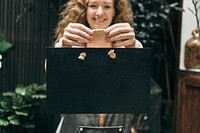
90, 30, 94, 35
104, 29, 108, 33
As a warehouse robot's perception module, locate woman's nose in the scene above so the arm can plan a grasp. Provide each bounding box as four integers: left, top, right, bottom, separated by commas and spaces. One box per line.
96, 6, 103, 16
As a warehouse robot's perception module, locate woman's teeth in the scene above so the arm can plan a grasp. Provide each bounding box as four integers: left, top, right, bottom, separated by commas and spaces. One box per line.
94, 18, 105, 22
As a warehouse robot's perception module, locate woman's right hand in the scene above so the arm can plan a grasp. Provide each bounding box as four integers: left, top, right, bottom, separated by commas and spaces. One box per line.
56, 23, 93, 47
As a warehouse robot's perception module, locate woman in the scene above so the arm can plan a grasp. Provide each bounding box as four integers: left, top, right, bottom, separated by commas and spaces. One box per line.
54, 0, 142, 133
54, 0, 142, 48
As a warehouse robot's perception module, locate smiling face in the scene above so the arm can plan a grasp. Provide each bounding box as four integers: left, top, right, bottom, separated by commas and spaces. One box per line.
86, 0, 115, 29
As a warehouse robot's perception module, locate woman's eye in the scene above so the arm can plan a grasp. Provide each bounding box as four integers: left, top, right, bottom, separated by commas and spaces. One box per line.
89, 4, 97, 8
104, 5, 111, 9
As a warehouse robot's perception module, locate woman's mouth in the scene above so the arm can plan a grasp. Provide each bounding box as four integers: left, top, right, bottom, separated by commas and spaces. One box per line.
93, 18, 106, 23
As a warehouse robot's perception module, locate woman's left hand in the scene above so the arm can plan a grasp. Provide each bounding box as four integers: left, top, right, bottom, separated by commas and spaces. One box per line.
105, 23, 136, 48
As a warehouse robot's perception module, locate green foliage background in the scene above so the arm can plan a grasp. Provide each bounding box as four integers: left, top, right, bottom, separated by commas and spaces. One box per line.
0, 84, 46, 132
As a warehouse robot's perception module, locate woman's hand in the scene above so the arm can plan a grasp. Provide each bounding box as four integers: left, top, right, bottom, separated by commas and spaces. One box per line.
105, 23, 138, 48
57, 23, 93, 47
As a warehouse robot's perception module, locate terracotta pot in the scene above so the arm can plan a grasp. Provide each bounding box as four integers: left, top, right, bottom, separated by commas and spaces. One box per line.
87, 29, 112, 48
184, 28, 200, 69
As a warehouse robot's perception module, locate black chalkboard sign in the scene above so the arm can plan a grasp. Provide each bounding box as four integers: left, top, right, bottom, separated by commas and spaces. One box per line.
46, 48, 151, 114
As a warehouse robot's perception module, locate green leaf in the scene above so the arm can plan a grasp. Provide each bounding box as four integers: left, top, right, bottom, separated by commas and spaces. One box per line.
15, 110, 28, 116
23, 122, 35, 129
0, 29, 14, 54
0, 108, 4, 112
7, 115, 16, 120
7, 115, 20, 125
165, 8, 171, 14
0, 40, 13, 54
15, 87, 26, 96
9, 118, 20, 125
32, 94, 46, 99
0, 108, 11, 113
0, 101, 10, 109
22, 104, 32, 108
12, 105, 22, 110
169, 2, 178, 8
174, 7, 185, 12
2, 92, 15, 97
38, 83, 47, 91
13, 104, 32, 110
158, 13, 168, 20
0, 118, 9, 126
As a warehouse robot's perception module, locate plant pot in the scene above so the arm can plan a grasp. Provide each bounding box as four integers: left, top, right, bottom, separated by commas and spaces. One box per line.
184, 28, 200, 69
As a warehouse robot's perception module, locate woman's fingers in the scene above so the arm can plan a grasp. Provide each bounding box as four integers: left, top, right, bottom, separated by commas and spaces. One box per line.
108, 31, 135, 42
105, 23, 133, 35
64, 28, 92, 43
106, 23, 135, 41
62, 37, 86, 47
61, 23, 93, 47
105, 23, 130, 33
68, 23, 93, 36
105, 23, 136, 47
112, 39, 136, 48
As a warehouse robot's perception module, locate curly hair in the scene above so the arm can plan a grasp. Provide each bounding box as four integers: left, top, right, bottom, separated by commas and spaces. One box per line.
54, 0, 134, 43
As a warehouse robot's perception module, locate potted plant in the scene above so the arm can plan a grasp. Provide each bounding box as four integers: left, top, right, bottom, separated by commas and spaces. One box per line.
184, 0, 200, 69
0, 83, 46, 133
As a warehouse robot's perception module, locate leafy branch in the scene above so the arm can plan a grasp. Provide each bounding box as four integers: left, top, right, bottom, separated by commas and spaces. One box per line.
16, 0, 34, 22
188, 0, 200, 27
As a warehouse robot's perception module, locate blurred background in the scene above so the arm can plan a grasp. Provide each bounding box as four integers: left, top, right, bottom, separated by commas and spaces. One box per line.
1, 0, 199, 133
